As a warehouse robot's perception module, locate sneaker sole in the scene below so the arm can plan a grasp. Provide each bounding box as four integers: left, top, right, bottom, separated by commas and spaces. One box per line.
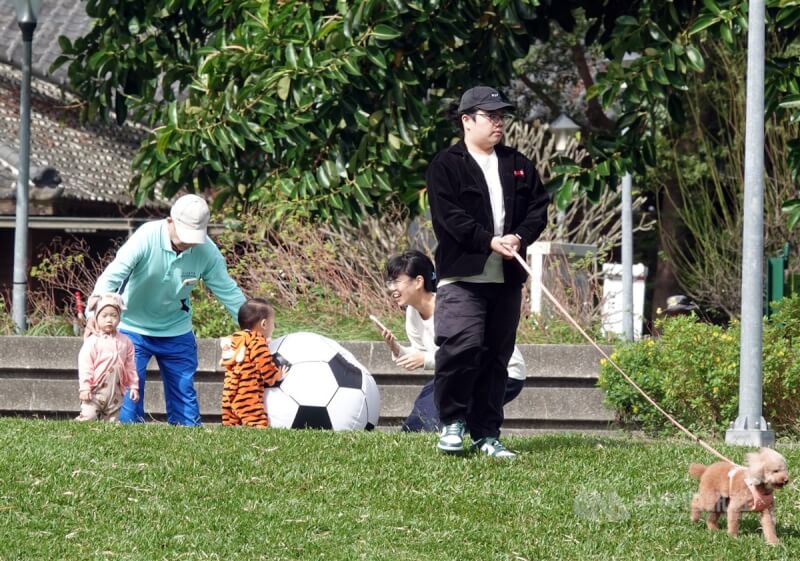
478, 448, 517, 459
437, 443, 466, 454
472, 444, 517, 459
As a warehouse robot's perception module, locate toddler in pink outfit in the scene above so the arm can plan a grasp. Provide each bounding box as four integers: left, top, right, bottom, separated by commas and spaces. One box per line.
76, 293, 140, 421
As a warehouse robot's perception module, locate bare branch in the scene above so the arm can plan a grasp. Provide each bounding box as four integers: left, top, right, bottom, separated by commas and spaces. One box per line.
518, 74, 561, 115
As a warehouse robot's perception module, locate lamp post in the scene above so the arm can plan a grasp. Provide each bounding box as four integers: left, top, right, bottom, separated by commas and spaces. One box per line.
620, 172, 634, 340
549, 113, 581, 240
726, 0, 774, 446
10, 0, 41, 333
619, 51, 641, 341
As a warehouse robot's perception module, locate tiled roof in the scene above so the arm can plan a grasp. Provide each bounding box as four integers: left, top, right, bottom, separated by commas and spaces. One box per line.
0, 3, 192, 214
0, 1, 91, 85
0, 62, 164, 209
0, 1, 154, 209
0, 152, 13, 188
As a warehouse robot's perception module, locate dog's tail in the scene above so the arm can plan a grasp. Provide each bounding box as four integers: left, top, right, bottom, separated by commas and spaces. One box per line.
688, 463, 707, 480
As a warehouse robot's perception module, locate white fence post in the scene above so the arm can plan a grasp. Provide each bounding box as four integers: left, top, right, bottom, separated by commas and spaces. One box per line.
601, 263, 648, 340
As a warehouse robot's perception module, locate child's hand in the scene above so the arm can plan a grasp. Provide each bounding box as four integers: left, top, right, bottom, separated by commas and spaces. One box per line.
79, 390, 92, 402
277, 364, 289, 381
129, 388, 140, 402
219, 336, 234, 364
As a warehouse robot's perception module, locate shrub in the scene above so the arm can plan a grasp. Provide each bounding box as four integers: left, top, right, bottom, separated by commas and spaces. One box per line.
219, 213, 401, 322
519, 313, 610, 345
598, 296, 800, 436
8, 208, 612, 343
12, 211, 415, 340
214, 208, 416, 339
762, 296, 800, 430
23, 317, 76, 337
0, 295, 15, 335
26, 237, 116, 336
191, 282, 238, 339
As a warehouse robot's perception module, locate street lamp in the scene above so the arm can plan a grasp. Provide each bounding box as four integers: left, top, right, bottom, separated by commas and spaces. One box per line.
11, 0, 41, 332
549, 113, 580, 241
549, 113, 580, 153
550, 111, 636, 339
621, 51, 641, 67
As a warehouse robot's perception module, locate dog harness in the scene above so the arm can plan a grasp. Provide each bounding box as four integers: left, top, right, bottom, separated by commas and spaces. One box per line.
728, 467, 773, 512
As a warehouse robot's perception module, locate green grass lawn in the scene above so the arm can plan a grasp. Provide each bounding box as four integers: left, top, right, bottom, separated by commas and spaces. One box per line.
1, 419, 798, 561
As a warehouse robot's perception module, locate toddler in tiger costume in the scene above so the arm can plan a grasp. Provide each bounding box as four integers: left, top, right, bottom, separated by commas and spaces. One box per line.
220, 298, 287, 427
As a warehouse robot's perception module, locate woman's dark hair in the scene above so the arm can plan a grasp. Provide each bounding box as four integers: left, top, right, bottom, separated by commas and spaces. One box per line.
238, 297, 275, 330
385, 250, 437, 293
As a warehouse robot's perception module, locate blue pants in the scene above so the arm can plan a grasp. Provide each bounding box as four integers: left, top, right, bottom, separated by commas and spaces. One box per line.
119, 330, 201, 426
402, 377, 524, 432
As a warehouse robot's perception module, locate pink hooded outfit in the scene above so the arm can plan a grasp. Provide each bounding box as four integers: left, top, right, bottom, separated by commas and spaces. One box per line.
76, 293, 138, 421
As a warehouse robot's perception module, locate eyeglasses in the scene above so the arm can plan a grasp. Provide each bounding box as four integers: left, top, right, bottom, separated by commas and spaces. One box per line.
385, 278, 408, 291
474, 112, 512, 125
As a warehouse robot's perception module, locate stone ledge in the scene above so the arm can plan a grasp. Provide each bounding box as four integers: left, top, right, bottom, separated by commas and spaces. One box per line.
0, 337, 610, 377
0, 336, 616, 431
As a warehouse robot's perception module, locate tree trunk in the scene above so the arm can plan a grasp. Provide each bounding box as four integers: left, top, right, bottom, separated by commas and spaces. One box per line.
651, 182, 683, 320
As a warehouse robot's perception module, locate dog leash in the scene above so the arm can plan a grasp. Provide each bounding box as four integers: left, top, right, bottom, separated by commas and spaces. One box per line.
509, 250, 737, 466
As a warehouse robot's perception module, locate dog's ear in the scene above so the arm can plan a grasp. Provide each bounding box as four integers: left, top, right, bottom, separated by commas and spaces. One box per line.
746, 449, 766, 484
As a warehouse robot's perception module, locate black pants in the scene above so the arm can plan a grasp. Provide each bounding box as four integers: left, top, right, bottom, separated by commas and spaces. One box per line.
433, 282, 521, 440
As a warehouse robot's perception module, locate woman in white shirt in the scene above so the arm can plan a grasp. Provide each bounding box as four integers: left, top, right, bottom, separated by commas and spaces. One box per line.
380, 250, 526, 431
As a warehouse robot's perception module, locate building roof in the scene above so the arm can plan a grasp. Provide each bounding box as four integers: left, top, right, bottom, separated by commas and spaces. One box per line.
0, 2, 171, 215
0, 1, 91, 85
0, 62, 160, 210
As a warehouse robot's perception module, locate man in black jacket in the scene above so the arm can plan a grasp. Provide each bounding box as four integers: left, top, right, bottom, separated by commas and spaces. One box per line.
426, 86, 549, 457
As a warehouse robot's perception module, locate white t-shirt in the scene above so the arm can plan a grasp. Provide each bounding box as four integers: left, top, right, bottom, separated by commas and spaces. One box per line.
396, 305, 526, 380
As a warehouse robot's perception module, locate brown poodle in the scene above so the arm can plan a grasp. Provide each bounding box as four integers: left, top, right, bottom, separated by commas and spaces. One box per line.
689, 448, 789, 545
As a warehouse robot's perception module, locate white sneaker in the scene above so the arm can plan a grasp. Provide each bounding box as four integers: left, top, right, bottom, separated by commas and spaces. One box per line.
473, 437, 516, 459
437, 420, 466, 453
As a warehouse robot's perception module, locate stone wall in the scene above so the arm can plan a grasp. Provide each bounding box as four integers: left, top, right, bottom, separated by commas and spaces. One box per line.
0, 337, 615, 433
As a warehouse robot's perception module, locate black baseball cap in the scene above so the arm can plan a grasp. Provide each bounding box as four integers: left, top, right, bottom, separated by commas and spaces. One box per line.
665, 294, 698, 314
458, 86, 514, 113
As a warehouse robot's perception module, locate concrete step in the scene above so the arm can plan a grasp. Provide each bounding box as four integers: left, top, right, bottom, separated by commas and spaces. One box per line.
0, 337, 617, 433
375, 383, 613, 421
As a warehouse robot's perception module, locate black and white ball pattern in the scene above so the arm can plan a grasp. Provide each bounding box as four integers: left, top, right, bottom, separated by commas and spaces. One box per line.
266, 332, 380, 431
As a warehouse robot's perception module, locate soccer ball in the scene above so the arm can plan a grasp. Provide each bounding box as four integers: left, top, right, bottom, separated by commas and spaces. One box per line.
266, 332, 380, 431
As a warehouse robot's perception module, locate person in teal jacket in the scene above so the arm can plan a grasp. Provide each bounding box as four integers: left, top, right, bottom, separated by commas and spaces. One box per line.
90, 194, 246, 425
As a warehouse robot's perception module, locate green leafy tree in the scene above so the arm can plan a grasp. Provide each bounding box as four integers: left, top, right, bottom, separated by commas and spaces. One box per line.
555, 1, 800, 213
57, 1, 800, 235
55, 0, 568, 222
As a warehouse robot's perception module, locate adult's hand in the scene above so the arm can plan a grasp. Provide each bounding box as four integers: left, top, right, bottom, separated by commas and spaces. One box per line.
395, 351, 425, 370
490, 235, 520, 259
129, 388, 140, 402
382, 328, 401, 357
